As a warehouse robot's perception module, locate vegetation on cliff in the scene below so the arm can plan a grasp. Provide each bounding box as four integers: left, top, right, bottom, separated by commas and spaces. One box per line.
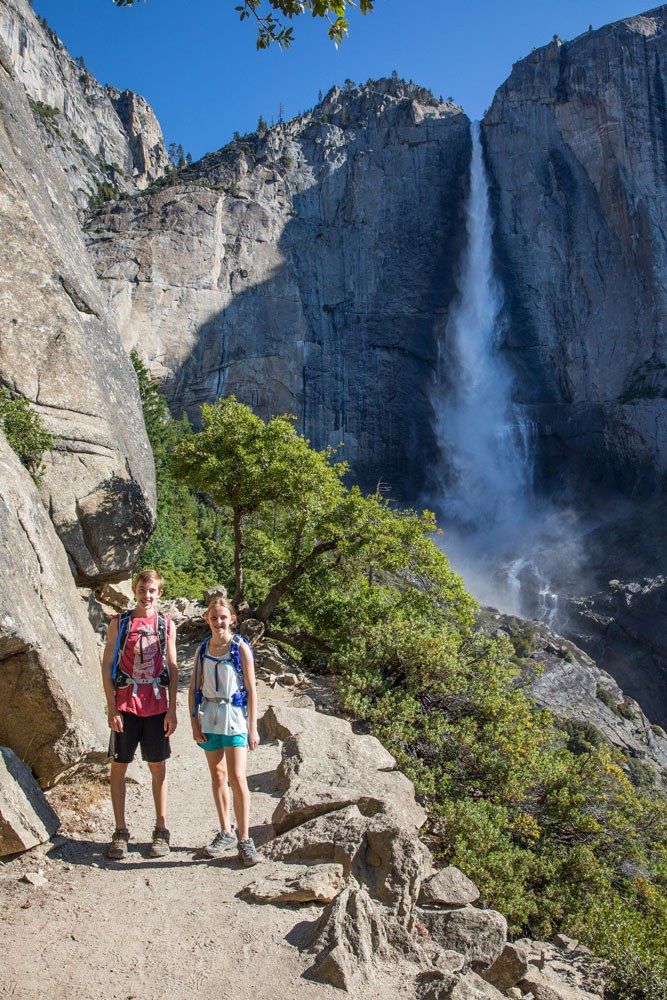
0, 388, 54, 483
133, 355, 667, 999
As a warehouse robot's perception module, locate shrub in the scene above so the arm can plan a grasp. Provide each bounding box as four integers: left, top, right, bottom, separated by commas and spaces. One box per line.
0, 388, 54, 482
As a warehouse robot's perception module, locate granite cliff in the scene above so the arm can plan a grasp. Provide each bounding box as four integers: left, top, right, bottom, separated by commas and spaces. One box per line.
86, 80, 469, 499
0, 0, 168, 211
483, 8, 667, 503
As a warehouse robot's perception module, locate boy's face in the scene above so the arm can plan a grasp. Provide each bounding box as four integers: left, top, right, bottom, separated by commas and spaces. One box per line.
134, 581, 162, 614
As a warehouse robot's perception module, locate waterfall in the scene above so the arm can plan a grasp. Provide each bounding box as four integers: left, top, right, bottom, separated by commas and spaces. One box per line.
433, 122, 534, 610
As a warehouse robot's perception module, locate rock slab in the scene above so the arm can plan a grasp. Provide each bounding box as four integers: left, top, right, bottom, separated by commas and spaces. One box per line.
0, 747, 59, 855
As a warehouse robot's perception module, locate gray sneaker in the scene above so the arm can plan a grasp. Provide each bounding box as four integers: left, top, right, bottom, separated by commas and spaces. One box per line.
202, 829, 237, 859
148, 826, 171, 858
238, 836, 263, 866
106, 827, 130, 860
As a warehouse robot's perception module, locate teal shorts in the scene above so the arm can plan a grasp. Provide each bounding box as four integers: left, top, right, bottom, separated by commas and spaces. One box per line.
198, 732, 248, 751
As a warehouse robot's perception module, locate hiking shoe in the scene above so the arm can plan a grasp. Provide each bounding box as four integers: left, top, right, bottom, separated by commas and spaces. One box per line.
238, 837, 263, 866
148, 827, 171, 858
106, 828, 130, 860
202, 829, 237, 859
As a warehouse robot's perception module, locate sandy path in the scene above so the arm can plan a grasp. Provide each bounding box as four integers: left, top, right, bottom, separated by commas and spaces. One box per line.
0, 681, 415, 1000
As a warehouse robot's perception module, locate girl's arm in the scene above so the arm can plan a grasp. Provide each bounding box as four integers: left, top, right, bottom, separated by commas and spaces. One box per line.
241, 642, 259, 750
189, 650, 204, 742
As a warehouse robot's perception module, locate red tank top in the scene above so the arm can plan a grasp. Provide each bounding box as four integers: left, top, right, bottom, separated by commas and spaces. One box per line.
114, 614, 172, 717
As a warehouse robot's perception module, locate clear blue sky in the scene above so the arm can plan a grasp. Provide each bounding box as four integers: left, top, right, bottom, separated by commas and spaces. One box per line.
33, 0, 649, 160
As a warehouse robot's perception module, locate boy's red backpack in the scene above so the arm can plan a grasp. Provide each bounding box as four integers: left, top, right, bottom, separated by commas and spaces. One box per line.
111, 610, 170, 689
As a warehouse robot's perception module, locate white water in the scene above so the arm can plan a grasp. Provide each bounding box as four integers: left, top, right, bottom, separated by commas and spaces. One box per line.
434, 122, 537, 613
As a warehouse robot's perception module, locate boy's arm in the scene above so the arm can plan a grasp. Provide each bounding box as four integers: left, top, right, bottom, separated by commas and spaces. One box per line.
101, 616, 123, 733
164, 619, 178, 735
241, 642, 259, 750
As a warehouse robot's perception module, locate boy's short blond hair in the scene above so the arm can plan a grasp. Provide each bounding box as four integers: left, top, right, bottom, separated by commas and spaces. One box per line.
132, 568, 165, 592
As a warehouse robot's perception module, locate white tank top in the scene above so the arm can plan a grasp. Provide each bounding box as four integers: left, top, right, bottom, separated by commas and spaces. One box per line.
199, 647, 248, 736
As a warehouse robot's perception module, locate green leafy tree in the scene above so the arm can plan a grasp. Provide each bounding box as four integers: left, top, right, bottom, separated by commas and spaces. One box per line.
112, 1, 375, 49
0, 388, 55, 482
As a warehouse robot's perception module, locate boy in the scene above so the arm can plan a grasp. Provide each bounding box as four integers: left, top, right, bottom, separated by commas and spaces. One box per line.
101, 569, 178, 859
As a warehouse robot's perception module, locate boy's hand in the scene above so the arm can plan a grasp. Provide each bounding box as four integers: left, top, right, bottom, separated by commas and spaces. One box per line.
107, 709, 123, 732
249, 728, 260, 751
164, 709, 178, 736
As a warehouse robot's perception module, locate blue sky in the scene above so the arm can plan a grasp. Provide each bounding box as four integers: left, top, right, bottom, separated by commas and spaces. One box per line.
33, 0, 649, 160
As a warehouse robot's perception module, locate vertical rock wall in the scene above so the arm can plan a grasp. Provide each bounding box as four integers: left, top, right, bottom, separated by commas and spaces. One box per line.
86, 80, 470, 498
483, 8, 667, 502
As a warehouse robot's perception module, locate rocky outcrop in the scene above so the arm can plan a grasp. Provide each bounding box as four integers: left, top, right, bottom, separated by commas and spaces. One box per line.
0, 33, 156, 581
86, 79, 469, 499
0, 747, 59, 855
483, 8, 667, 504
482, 609, 667, 787
0, 434, 106, 786
0, 0, 168, 210
256, 701, 605, 997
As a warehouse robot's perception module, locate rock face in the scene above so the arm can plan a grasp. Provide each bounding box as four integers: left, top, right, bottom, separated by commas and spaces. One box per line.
482, 609, 667, 788
86, 79, 470, 499
483, 8, 667, 504
0, 34, 156, 582
0, 0, 168, 210
0, 747, 59, 855
0, 434, 106, 786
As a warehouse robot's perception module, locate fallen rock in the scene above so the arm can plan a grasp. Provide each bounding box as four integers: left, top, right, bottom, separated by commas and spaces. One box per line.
0, 748, 59, 855
419, 867, 480, 907
241, 863, 345, 904
20, 870, 49, 887
306, 886, 389, 990
481, 942, 529, 991
418, 905, 507, 971
0, 437, 107, 785
449, 972, 507, 999
519, 967, 601, 1000
263, 804, 369, 872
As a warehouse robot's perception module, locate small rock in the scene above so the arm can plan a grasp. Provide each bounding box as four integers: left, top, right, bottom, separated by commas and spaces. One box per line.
482, 942, 529, 990
20, 899, 31, 909
203, 585, 228, 604
20, 871, 48, 887
242, 863, 346, 904
281, 672, 298, 686
506, 990, 523, 999
554, 933, 578, 952
419, 866, 480, 907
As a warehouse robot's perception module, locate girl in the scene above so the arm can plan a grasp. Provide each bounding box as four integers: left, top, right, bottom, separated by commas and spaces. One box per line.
189, 596, 262, 866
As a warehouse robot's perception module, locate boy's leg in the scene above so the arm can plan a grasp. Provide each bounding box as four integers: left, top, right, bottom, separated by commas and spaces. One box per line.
110, 762, 129, 829
204, 749, 232, 832
148, 760, 167, 829
225, 745, 250, 840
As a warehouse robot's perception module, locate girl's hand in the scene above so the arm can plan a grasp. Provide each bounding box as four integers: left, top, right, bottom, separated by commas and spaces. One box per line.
249, 728, 260, 751
191, 721, 205, 744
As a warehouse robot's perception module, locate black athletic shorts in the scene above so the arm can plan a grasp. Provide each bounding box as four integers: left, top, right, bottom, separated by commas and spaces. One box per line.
108, 711, 171, 764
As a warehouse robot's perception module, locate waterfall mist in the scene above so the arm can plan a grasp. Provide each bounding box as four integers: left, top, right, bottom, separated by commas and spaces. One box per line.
431, 122, 566, 615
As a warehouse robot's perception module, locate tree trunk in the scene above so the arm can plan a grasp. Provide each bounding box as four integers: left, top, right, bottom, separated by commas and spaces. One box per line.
253, 539, 338, 623
233, 509, 245, 604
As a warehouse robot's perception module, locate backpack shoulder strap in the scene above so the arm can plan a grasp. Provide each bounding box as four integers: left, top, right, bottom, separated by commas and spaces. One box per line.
111, 611, 132, 683
191, 639, 209, 717
157, 613, 168, 659
230, 634, 248, 686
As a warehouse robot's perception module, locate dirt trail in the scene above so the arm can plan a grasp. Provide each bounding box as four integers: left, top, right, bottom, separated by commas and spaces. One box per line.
0, 680, 413, 1000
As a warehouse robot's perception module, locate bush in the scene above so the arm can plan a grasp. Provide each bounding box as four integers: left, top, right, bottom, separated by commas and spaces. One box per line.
0, 388, 54, 482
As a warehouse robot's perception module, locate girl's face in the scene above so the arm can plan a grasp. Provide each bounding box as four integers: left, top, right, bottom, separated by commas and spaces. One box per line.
206, 604, 235, 638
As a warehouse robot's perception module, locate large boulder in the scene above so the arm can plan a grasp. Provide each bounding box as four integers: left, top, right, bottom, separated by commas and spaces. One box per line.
419, 867, 480, 907
0, 747, 59, 855
306, 886, 390, 991
417, 906, 507, 971
0, 434, 106, 784
0, 35, 155, 583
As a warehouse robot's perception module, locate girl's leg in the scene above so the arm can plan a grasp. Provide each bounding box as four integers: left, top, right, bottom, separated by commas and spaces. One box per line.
205, 749, 232, 832
225, 745, 250, 839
